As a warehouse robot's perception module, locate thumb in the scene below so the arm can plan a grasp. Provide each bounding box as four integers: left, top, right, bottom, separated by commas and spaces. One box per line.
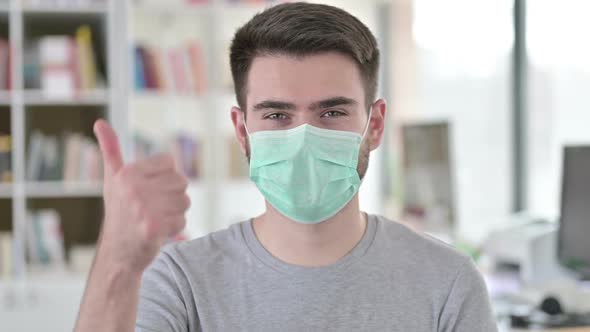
93, 119, 124, 178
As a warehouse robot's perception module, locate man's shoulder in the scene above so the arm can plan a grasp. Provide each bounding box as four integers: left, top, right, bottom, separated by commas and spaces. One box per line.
372, 214, 474, 274
161, 220, 248, 267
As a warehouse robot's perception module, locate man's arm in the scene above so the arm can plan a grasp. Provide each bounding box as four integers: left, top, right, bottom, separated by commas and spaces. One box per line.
74, 120, 190, 332
438, 259, 498, 332
75, 256, 142, 331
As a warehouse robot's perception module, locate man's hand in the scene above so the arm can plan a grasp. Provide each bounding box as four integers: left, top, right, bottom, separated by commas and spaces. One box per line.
94, 119, 191, 273
75, 119, 191, 332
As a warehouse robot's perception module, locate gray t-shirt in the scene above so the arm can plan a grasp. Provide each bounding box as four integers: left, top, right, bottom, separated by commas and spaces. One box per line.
136, 214, 498, 331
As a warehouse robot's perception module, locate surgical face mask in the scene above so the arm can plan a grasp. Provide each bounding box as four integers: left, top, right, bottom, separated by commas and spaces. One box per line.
245, 109, 372, 224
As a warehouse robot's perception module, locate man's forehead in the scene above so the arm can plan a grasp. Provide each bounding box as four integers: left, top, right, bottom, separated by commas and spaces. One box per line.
247, 52, 362, 79
246, 53, 365, 107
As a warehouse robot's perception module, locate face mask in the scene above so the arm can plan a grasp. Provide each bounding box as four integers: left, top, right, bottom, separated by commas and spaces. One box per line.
245, 109, 372, 224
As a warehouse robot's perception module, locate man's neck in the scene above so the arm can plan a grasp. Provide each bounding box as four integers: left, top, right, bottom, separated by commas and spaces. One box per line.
251, 195, 367, 267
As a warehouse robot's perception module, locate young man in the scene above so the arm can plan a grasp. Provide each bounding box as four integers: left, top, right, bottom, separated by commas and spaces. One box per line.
76, 2, 497, 331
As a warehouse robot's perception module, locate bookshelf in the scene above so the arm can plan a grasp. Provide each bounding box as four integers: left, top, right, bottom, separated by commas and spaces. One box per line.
21, 5, 107, 14
0, 0, 123, 330
22, 89, 109, 105
0, 0, 120, 285
24, 181, 102, 198
1, 0, 390, 330
0, 91, 10, 104
0, 183, 11, 197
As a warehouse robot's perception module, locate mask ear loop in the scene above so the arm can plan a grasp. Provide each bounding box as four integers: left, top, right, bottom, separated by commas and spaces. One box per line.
361, 105, 374, 140
242, 111, 251, 136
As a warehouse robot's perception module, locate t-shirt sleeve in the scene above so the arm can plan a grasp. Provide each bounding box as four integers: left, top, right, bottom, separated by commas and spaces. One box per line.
135, 250, 193, 332
438, 259, 498, 332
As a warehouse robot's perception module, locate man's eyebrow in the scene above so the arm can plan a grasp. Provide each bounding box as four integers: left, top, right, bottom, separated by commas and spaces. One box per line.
309, 97, 358, 111
252, 96, 358, 112
252, 100, 296, 111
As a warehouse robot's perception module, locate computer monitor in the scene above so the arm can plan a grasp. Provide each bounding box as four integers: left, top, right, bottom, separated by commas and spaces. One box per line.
558, 145, 590, 280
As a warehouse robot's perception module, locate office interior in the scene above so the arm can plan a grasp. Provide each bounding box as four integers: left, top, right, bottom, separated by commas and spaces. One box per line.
0, 0, 589, 331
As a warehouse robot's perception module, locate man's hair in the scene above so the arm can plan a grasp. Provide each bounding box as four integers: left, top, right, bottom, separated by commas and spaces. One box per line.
230, 2, 380, 111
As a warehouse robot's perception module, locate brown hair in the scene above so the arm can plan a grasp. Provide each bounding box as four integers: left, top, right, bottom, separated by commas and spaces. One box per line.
230, 2, 380, 111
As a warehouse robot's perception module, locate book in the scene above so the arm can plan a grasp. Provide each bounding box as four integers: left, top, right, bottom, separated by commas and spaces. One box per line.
6, 40, 11, 90
0, 134, 11, 182
40, 135, 62, 181
25, 209, 65, 268
77, 135, 101, 181
168, 47, 189, 93
143, 46, 159, 90
134, 41, 207, 95
154, 48, 169, 90
27, 130, 45, 180
23, 41, 41, 89
133, 132, 201, 179
76, 25, 98, 90
39, 36, 78, 98
181, 46, 195, 93
188, 41, 207, 94
0, 39, 11, 90
171, 133, 200, 179
0, 232, 12, 279
23, 25, 102, 94
134, 46, 147, 90
26, 130, 103, 182
86, 141, 102, 181
63, 132, 83, 181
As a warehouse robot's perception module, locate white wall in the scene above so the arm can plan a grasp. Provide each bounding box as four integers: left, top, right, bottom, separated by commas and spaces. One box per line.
527, 70, 590, 220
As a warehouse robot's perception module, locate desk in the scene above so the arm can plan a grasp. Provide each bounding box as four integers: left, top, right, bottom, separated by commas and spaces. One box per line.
512, 328, 590, 331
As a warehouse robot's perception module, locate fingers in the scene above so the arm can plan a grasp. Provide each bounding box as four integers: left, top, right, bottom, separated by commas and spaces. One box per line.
127, 178, 190, 219
147, 172, 189, 193
130, 185, 190, 241
150, 192, 191, 216
133, 153, 177, 177
94, 119, 124, 178
114, 160, 187, 198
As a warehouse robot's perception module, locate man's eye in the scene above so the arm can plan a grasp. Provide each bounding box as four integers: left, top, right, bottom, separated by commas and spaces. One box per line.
265, 113, 287, 120
321, 110, 345, 118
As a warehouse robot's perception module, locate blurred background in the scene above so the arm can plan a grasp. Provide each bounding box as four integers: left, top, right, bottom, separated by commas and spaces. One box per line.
0, 0, 589, 330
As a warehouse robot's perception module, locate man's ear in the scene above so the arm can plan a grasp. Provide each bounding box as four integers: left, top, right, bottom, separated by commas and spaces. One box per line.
230, 106, 248, 155
367, 99, 387, 151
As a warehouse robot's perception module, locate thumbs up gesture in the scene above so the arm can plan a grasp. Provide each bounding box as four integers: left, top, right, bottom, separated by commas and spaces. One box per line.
93, 119, 190, 273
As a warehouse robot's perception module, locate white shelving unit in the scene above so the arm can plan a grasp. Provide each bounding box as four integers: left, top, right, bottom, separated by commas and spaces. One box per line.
0, 90, 10, 105
21, 89, 110, 105
3, 0, 120, 271
1, 0, 125, 330
0, 182, 12, 198
1, 1, 391, 330
20, 6, 107, 15
23, 181, 103, 198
